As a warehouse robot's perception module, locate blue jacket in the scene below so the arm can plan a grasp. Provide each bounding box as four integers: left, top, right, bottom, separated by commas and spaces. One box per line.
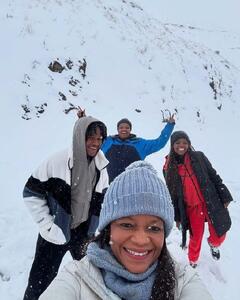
101, 122, 175, 182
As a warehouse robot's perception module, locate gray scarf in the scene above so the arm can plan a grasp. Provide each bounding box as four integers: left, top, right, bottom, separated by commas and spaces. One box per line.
87, 242, 157, 300
71, 116, 99, 228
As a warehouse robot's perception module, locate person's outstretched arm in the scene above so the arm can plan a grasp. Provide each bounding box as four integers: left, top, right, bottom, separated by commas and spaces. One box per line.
200, 152, 233, 206
137, 118, 175, 159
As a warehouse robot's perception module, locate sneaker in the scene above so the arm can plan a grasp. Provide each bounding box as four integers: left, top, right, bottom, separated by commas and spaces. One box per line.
189, 261, 197, 268
210, 245, 220, 260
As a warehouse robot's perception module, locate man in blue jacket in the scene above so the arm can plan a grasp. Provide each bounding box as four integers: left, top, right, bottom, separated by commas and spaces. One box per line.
101, 116, 175, 182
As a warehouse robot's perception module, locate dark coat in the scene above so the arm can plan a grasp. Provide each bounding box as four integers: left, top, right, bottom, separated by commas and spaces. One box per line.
164, 151, 232, 247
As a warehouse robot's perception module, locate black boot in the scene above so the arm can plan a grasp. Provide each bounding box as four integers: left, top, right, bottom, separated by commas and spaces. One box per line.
189, 261, 198, 268
210, 245, 220, 260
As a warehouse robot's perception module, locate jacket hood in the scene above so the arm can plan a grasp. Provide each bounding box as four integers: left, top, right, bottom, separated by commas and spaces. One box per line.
71, 116, 107, 228
72, 116, 100, 157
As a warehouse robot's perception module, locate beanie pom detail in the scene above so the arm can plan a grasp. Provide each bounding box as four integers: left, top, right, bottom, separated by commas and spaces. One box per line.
126, 161, 158, 175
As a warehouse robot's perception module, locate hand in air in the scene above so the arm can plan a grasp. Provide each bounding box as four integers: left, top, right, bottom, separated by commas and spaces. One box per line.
166, 114, 175, 124
77, 107, 86, 118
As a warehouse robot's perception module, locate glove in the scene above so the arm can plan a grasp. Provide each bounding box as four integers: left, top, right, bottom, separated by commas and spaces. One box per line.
176, 221, 182, 231
39, 216, 66, 245
224, 202, 230, 209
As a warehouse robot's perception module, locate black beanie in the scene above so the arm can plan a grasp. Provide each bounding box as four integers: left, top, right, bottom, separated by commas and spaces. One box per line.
117, 118, 132, 130
170, 131, 191, 146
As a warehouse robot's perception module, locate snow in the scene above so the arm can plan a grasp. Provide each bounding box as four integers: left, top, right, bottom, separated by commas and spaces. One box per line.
0, 0, 239, 299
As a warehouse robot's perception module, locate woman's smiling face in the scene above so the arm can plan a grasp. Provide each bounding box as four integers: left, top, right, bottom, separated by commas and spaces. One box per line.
110, 215, 164, 273
173, 138, 190, 156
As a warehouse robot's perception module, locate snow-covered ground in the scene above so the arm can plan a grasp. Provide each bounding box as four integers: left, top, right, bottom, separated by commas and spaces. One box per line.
0, 0, 239, 299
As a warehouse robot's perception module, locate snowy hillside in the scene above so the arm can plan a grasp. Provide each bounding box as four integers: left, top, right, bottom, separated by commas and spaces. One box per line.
0, 0, 239, 299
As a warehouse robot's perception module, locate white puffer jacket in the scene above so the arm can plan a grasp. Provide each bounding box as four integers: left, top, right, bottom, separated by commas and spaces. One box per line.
23, 149, 109, 245
39, 257, 213, 300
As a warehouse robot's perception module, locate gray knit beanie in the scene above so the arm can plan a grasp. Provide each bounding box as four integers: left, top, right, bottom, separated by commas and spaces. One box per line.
98, 161, 174, 237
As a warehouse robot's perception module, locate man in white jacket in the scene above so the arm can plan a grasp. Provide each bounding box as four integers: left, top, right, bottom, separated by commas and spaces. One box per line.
23, 116, 109, 300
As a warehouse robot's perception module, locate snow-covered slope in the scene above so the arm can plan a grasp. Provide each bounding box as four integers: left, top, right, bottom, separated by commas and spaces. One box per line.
0, 1, 239, 299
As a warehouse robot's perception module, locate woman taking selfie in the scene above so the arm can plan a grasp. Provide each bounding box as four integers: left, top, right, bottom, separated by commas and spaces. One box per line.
40, 161, 213, 300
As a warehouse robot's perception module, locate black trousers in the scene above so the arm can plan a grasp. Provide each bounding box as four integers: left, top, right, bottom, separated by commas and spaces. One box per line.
23, 224, 89, 300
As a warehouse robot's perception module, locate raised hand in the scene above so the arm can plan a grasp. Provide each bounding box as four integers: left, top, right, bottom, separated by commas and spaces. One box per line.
77, 107, 86, 118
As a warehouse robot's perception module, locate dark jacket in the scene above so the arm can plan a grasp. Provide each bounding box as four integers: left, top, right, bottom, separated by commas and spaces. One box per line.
164, 151, 232, 247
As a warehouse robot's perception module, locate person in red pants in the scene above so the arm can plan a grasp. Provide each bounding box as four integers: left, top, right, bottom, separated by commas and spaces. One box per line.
163, 131, 232, 268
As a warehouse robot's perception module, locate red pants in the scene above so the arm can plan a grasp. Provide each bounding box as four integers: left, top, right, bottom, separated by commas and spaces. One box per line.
187, 203, 226, 263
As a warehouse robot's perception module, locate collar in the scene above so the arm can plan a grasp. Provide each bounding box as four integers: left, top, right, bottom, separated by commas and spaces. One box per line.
68, 148, 108, 170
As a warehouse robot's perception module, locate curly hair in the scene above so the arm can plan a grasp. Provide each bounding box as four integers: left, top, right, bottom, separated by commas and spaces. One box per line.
90, 227, 176, 300
85, 121, 107, 142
